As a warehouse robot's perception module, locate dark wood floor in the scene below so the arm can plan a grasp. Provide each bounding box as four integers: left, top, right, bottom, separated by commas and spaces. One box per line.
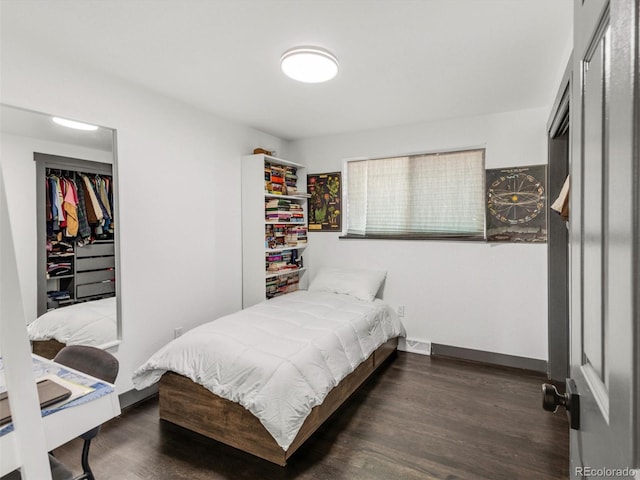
53, 352, 569, 480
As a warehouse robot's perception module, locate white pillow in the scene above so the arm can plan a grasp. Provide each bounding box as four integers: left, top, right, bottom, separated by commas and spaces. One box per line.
308, 267, 387, 302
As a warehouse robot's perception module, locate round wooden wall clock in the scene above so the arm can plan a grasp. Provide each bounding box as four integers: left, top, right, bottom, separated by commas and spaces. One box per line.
487, 171, 545, 225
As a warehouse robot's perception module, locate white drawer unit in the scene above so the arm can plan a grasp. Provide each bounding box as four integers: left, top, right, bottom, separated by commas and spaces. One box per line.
75, 240, 116, 301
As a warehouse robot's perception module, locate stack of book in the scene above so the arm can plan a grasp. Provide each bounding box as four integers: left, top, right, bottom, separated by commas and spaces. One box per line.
265, 224, 307, 248
264, 163, 286, 194
265, 250, 298, 273
265, 223, 284, 249
264, 163, 300, 195
265, 272, 300, 299
286, 226, 307, 245
265, 198, 305, 223
285, 167, 298, 194
288, 203, 304, 223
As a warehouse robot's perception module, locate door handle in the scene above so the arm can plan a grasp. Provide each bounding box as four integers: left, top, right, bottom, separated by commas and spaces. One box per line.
542, 383, 569, 412
541, 379, 580, 430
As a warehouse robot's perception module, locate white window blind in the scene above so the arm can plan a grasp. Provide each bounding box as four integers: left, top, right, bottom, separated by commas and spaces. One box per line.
346, 149, 485, 237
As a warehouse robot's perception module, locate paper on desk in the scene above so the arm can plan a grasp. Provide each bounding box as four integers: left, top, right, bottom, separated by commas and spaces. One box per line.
37, 373, 95, 408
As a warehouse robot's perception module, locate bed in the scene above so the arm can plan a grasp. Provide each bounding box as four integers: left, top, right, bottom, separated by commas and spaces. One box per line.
28, 296, 117, 359
132, 268, 405, 466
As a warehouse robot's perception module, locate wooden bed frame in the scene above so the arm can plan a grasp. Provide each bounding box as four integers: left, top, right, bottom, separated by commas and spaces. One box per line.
158, 336, 399, 466
31, 339, 66, 359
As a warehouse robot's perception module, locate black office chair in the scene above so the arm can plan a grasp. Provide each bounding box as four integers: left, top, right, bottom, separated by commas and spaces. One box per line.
1, 345, 119, 480
51, 345, 119, 480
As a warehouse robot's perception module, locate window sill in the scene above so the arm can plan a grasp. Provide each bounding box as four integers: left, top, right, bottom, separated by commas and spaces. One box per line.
339, 234, 486, 242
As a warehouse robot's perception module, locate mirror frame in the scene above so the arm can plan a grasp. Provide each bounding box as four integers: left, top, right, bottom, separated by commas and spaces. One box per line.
0, 103, 122, 349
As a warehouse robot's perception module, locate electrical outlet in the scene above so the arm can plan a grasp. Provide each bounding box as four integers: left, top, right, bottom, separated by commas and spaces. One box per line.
174, 327, 183, 339
397, 305, 405, 317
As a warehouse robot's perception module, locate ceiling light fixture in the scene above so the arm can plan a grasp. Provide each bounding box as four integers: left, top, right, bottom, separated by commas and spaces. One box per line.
52, 117, 99, 131
280, 47, 339, 83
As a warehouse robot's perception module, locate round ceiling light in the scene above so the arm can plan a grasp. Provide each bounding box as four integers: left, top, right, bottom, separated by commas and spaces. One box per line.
280, 47, 339, 83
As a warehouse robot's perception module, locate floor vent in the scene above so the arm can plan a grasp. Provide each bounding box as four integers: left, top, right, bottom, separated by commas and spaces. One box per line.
398, 338, 431, 356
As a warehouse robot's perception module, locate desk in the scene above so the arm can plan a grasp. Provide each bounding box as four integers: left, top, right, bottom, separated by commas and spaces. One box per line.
0, 355, 121, 476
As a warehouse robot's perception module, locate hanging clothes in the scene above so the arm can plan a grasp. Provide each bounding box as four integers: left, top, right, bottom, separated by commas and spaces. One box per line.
92, 176, 110, 220
551, 175, 570, 221
45, 169, 115, 244
46, 178, 54, 237
75, 177, 92, 240
81, 174, 104, 225
45, 179, 52, 221
54, 176, 66, 228
62, 177, 79, 237
98, 178, 113, 219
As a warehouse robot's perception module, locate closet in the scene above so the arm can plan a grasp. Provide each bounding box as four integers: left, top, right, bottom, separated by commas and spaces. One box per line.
35, 153, 116, 316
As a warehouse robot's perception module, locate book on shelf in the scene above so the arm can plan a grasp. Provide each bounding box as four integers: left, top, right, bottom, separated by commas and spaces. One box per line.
266, 212, 293, 221
264, 163, 302, 196
265, 249, 296, 272
270, 165, 285, 178
265, 224, 307, 248
266, 198, 293, 207
285, 234, 298, 245
265, 270, 300, 299
270, 183, 284, 194
258, 158, 306, 301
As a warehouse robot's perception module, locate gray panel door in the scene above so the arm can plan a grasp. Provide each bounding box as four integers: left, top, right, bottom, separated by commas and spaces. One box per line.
569, 0, 638, 477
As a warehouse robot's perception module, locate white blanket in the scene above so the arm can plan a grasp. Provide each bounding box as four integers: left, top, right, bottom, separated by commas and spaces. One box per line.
27, 297, 117, 347
132, 291, 405, 450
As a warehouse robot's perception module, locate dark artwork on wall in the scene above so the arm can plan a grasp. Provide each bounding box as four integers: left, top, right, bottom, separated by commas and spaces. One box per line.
486, 164, 547, 242
307, 172, 341, 231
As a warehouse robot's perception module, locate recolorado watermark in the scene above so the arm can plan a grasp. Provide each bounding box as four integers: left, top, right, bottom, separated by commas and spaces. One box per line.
575, 466, 638, 478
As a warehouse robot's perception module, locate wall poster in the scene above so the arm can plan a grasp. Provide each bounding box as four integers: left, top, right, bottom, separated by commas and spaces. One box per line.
307, 172, 342, 231
486, 165, 547, 242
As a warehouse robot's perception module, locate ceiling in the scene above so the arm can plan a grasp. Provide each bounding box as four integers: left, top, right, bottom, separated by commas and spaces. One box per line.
0, 0, 573, 141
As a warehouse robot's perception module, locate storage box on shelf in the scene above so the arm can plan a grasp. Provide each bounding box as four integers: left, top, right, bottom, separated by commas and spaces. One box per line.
242, 153, 309, 308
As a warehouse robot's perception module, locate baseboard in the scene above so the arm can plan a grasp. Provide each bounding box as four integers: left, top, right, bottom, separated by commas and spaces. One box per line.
119, 384, 158, 409
431, 343, 547, 373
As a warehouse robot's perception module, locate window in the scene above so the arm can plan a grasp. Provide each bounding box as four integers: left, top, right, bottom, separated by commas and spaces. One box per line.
345, 149, 485, 238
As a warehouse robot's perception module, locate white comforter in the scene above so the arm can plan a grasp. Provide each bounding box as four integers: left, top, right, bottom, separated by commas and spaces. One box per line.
27, 297, 117, 347
132, 291, 405, 450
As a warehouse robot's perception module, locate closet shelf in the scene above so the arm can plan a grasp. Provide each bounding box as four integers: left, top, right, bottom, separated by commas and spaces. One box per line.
46, 274, 74, 280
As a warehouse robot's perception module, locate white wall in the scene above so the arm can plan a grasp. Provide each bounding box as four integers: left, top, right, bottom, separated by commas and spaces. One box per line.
288, 107, 550, 361
1, 43, 286, 393
2, 41, 550, 401
0, 132, 113, 323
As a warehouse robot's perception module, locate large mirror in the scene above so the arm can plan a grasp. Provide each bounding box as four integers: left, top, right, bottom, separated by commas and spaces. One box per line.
0, 104, 120, 358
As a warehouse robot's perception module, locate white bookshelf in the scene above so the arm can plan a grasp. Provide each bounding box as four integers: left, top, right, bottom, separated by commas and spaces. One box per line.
241, 154, 308, 308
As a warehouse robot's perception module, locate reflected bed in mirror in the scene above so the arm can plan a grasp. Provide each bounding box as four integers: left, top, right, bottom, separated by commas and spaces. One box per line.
29, 297, 117, 359
0, 104, 121, 358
